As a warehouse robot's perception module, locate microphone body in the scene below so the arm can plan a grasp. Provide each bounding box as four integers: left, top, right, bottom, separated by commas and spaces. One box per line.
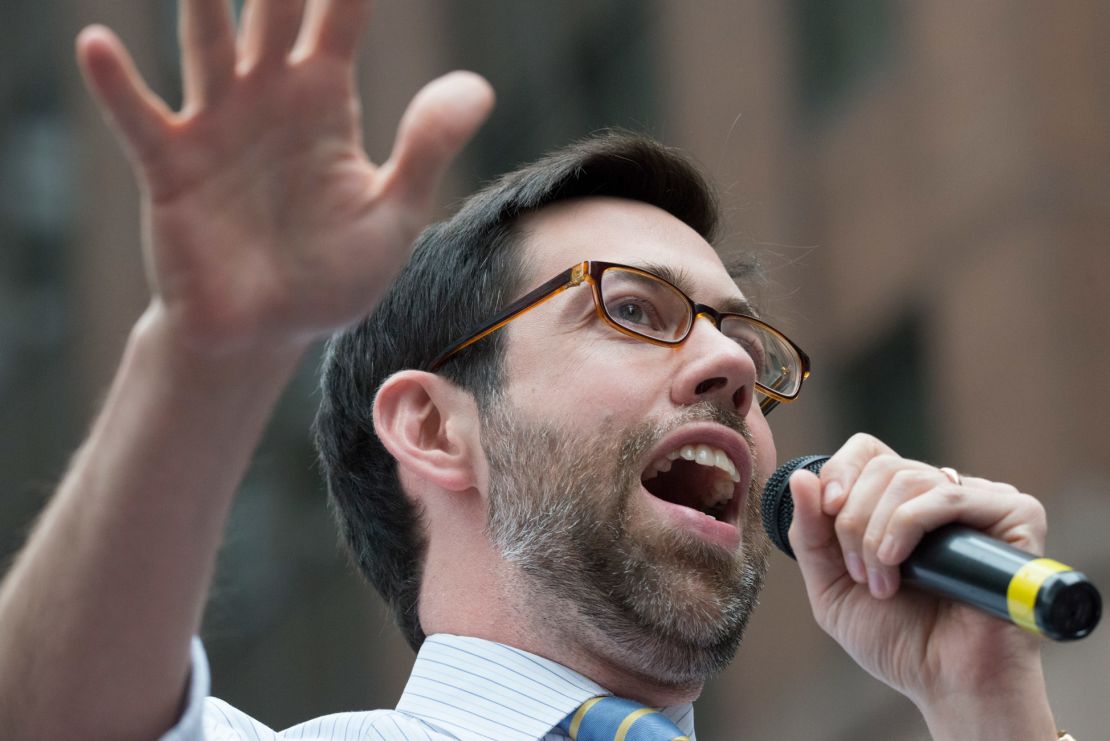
761, 455, 1102, 641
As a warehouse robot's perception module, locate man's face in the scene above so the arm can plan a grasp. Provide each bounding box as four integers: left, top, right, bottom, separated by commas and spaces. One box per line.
481, 197, 778, 685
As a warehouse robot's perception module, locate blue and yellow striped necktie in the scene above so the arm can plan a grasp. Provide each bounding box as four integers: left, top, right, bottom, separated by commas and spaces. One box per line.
558, 695, 691, 741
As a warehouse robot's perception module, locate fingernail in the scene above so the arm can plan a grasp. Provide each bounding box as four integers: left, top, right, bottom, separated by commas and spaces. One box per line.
823, 482, 843, 510
846, 552, 866, 583
878, 534, 896, 563
868, 567, 889, 598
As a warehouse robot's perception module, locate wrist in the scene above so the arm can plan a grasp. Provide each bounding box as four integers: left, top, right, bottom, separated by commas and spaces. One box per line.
135, 299, 308, 384
915, 671, 1056, 741
103, 303, 309, 474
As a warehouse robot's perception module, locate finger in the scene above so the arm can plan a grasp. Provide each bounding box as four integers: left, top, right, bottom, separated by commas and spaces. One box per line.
857, 466, 947, 599
299, 0, 374, 62
76, 25, 171, 163
819, 433, 897, 515
954, 474, 1019, 494
788, 469, 855, 611
179, 0, 237, 107
240, 0, 308, 68
878, 488, 1047, 566
832, 454, 928, 586
380, 71, 495, 211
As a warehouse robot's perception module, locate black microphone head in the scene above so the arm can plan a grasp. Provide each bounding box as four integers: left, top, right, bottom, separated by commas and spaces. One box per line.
1038, 570, 1102, 641
761, 455, 829, 560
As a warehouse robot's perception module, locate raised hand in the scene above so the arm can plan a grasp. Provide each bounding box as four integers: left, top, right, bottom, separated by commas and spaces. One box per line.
787, 434, 1056, 739
0, 8, 490, 739
76, 0, 493, 357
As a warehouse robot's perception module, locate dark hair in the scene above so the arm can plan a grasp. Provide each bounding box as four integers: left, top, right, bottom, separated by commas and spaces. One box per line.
314, 132, 721, 650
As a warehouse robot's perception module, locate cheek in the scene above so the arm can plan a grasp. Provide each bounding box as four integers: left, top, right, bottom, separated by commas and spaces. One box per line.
748, 411, 777, 484
509, 365, 653, 428
506, 330, 663, 414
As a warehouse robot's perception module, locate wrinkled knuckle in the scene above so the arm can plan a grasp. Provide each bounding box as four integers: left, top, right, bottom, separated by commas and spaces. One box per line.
1009, 524, 1045, 553
862, 531, 884, 556
1016, 494, 1048, 531
873, 453, 905, 474
887, 507, 914, 536
834, 513, 867, 541
940, 486, 966, 507
848, 432, 878, 447
1017, 492, 1046, 515
889, 468, 929, 493
858, 454, 892, 479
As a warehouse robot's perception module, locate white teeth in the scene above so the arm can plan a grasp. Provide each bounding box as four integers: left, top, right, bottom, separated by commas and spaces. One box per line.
641, 456, 673, 481
642, 443, 743, 500
715, 450, 730, 475
700, 473, 735, 509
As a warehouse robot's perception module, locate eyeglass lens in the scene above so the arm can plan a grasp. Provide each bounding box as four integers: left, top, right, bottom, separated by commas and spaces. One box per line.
598, 266, 800, 397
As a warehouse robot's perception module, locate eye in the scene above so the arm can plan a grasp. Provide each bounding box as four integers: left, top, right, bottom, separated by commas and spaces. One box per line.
737, 335, 767, 369
723, 323, 768, 369
610, 297, 665, 330
599, 267, 690, 340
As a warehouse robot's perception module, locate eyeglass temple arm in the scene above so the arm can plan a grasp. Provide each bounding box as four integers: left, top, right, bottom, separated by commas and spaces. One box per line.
758, 396, 782, 415
426, 265, 584, 371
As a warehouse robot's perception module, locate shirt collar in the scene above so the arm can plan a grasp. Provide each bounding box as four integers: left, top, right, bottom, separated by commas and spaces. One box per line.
396, 634, 696, 740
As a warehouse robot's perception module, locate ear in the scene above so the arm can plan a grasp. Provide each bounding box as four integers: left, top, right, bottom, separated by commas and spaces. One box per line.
373, 370, 481, 493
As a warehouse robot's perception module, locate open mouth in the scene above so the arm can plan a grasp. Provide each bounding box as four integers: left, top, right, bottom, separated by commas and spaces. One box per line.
641, 443, 743, 524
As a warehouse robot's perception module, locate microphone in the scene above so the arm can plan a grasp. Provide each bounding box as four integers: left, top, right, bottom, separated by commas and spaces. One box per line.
761, 455, 1102, 641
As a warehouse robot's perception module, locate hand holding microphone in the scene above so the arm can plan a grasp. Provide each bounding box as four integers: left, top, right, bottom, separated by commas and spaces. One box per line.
763, 454, 1101, 641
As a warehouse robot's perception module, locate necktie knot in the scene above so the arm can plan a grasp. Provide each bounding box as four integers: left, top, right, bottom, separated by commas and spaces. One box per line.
559, 695, 690, 741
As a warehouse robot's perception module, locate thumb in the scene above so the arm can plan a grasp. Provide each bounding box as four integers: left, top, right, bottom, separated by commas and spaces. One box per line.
382, 71, 495, 211
788, 470, 851, 604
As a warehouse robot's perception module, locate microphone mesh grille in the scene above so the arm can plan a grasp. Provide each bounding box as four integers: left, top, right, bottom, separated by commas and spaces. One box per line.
760, 455, 828, 560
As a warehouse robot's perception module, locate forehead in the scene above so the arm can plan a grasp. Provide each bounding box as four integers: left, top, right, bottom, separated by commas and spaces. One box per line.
517, 197, 746, 305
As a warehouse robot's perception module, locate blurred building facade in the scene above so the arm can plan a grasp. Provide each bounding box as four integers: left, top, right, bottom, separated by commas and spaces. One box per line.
663, 3, 1110, 738
2, 1, 1107, 738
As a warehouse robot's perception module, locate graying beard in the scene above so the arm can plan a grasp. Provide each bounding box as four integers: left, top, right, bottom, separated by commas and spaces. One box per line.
481, 399, 769, 684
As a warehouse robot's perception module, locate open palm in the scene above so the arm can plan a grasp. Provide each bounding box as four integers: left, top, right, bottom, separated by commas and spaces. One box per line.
77, 0, 493, 355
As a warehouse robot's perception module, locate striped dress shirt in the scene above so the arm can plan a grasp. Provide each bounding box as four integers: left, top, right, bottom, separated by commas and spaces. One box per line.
162, 634, 697, 740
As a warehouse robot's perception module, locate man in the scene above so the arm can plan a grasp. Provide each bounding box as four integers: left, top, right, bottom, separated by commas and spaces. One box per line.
0, 2, 1063, 739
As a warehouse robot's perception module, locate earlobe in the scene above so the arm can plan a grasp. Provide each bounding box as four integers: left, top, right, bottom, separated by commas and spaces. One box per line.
373, 370, 480, 493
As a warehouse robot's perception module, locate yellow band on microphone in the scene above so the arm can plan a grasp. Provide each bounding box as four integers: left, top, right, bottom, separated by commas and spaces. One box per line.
1007, 558, 1070, 633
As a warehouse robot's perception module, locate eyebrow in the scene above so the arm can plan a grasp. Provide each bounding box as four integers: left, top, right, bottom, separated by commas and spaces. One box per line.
630, 260, 759, 317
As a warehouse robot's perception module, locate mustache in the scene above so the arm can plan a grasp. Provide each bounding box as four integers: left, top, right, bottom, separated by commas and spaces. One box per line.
618, 401, 757, 472
672, 401, 752, 440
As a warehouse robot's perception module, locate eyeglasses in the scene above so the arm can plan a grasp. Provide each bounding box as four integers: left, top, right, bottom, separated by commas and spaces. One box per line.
427, 260, 811, 414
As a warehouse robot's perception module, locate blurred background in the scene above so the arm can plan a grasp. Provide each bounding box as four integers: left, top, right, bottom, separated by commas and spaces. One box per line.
2, 1, 1108, 738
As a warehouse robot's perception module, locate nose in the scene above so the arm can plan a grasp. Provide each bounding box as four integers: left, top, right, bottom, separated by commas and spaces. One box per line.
670, 314, 758, 415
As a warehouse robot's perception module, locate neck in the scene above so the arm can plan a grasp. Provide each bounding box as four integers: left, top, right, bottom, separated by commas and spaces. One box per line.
504, 614, 706, 707
421, 553, 704, 707
415, 487, 705, 707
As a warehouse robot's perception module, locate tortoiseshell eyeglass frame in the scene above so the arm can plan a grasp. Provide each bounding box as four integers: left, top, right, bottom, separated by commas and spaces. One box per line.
426, 260, 811, 415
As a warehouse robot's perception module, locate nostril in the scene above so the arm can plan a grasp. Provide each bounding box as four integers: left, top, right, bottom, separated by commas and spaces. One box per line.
695, 377, 727, 395
732, 386, 746, 409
